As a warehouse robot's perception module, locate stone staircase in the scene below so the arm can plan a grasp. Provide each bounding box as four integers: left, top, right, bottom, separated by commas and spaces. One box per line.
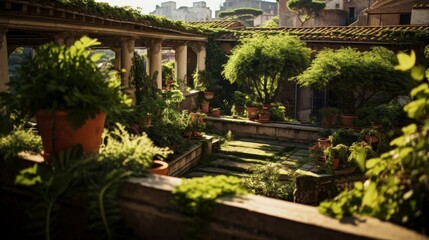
183, 137, 311, 180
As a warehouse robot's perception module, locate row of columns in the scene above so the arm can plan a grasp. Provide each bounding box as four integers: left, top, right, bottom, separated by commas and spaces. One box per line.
0, 30, 207, 96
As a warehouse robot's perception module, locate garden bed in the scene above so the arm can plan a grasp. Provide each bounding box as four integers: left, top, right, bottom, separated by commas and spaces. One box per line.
167, 141, 203, 177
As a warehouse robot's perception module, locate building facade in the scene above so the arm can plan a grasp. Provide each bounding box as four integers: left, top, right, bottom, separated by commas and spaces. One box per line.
150, 1, 212, 22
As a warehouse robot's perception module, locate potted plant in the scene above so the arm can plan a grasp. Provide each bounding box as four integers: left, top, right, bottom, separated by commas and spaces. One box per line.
323, 144, 349, 170
99, 124, 173, 175
1, 36, 131, 159
200, 100, 209, 113
348, 141, 377, 171
360, 127, 381, 145
319, 107, 339, 128
245, 99, 262, 120
258, 107, 271, 122
211, 108, 221, 118
329, 128, 357, 147
162, 60, 175, 90
193, 70, 221, 100
269, 102, 286, 122
317, 128, 332, 149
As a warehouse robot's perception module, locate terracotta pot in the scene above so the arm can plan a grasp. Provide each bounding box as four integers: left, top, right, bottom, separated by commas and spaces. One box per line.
365, 135, 379, 144
143, 115, 152, 128
246, 107, 260, 120
211, 109, 221, 117
149, 160, 169, 176
331, 158, 340, 170
204, 91, 214, 100
36, 110, 106, 160
258, 114, 270, 122
201, 103, 209, 113
182, 131, 193, 138
321, 114, 338, 128
317, 138, 331, 149
340, 114, 357, 128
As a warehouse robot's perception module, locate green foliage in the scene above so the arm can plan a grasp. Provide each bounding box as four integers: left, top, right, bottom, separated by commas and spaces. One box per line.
173, 175, 247, 238
318, 50, 429, 233
323, 144, 349, 165
223, 33, 311, 103
1, 36, 131, 129
0, 127, 42, 163
329, 128, 357, 146
162, 60, 175, 83
99, 124, 173, 171
287, 0, 326, 25
244, 163, 293, 200
193, 70, 222, 92
262, 16, 279, 28
347, 141, 377, 171
355, 103, 406, 131
218, 8, 263, 26
295, 47, 413, 113
269, 102, 287, 121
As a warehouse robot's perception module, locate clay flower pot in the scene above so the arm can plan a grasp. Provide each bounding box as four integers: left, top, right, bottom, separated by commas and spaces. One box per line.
201, 103, 209, 113
341, 114, 357, 128
149, 160, 169, 175
211, 109, 221, 117
36, 110, 105, 160
317, 138, 331, 149
203, 91, 215, 100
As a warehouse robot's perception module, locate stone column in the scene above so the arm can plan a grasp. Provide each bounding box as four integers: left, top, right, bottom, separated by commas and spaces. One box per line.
175, 43, 187, 91
0, 29, 9, 92
113, 48, 121, 72
196, 45, 206, 71
149, 39, 162, 89
121, 37, 135, 102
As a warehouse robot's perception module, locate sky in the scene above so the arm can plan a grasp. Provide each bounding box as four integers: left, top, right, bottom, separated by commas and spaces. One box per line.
95, 0, 277, 17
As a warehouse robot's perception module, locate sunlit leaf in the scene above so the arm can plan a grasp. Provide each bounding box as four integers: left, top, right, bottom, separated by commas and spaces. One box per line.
395, 51, 415, 71
411, 66, 426, 81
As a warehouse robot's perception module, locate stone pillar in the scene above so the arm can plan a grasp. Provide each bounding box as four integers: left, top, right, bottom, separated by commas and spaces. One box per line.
121, 37, 135, 102
0, 29, 9, 92
196, 45, 206, 71
175, 43, 187, 91
297, 87, 313, 123
113, 48, 121, 72
121, 37, 135, 89
149, 39, 162, 89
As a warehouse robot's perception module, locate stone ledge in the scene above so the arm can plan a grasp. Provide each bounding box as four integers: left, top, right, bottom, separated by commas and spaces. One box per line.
119, 175, 428, 240
204, 117, 321, 142
168, 142, 203, 177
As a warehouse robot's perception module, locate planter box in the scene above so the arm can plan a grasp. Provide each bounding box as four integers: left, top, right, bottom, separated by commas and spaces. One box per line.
168, 142, 203, 177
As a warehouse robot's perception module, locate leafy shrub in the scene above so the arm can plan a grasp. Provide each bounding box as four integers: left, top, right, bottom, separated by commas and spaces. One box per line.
0, 127, 42, 162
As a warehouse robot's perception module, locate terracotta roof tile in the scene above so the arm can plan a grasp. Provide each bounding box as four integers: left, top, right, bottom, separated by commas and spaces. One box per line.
222, 25, 429, 43
189, 20, 246, 30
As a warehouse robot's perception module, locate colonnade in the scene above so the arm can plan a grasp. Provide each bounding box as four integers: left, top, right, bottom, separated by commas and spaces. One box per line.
0, 30, 207, 95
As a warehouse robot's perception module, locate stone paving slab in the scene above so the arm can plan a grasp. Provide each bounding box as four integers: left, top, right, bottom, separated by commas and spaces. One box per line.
206, 159, 255, 172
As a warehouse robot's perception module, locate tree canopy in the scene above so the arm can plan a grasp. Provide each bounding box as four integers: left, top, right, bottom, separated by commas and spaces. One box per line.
294, 47, 413, 113
287, 0, 326, 26
223, 33, 311, 103
218, 8, 263, 26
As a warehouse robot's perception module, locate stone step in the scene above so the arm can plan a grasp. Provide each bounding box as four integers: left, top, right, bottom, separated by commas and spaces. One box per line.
205, 159, 256, 172
190, 166, 248, 177
211, 153, 268, 164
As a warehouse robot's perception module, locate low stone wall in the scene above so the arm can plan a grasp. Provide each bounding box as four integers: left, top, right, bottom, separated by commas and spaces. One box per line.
179, 90, 200, 112
168, 142, 203, 177
119, 175, 427, 240
204, 117, 321, 143
294, 163, 366, 205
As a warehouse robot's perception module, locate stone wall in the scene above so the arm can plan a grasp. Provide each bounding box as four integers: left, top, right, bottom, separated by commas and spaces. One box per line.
119, 175, 427, 240
204, 117, 321, 143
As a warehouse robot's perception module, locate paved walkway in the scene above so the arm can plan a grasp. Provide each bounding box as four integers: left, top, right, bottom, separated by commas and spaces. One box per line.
183, 137, 311, 180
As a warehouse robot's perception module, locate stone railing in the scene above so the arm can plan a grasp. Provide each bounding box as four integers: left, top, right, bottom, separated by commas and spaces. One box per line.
119, 175, 428, 240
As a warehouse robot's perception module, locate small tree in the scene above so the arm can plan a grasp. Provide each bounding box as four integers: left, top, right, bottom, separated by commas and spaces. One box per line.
218, 8, 263, 26
262, 16, 279, 28
223, 33, 311, 104
294, 47, 413, 113
287, 0, 326, 26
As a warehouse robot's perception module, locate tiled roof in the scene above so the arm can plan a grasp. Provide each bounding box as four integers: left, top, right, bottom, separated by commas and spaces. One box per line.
218, 25, 429, 44
189, 20, 246, 30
